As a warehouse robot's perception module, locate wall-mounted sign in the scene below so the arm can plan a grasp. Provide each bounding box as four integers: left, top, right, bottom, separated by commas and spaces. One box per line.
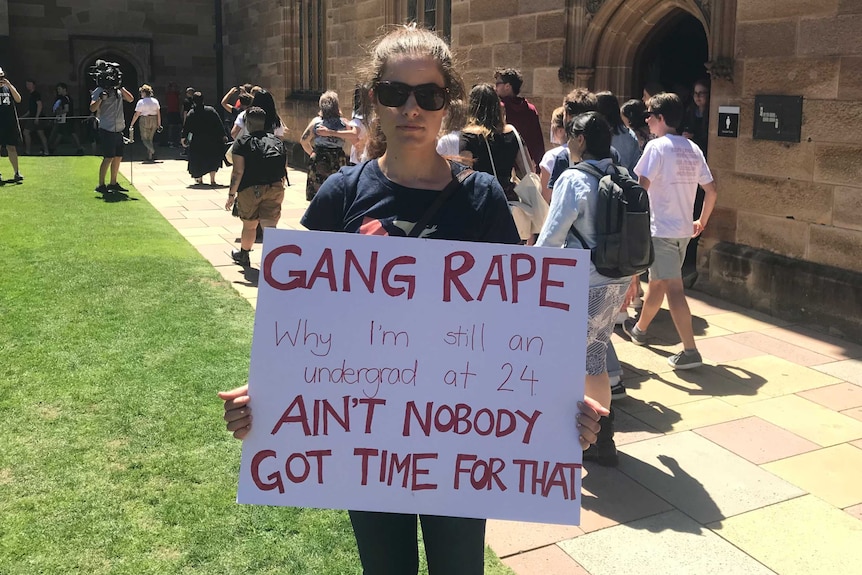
717, 106, 740, 138
753, 95, 803, 143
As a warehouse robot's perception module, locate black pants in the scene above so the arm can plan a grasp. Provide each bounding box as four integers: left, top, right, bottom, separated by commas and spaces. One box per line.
349, 511, 486, 575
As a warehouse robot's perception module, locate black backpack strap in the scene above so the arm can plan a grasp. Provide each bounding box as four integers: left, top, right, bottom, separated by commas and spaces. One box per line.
408, 167, 474, 238
568, 162, 605, 250
572, 161, 605, 180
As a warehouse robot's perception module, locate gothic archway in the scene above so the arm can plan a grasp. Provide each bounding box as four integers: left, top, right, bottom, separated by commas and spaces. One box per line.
562, 0, 735, 96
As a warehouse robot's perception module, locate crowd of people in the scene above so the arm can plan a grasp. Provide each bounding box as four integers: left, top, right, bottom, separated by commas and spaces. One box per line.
4, 26, 716, 573
219, 24, 716, 575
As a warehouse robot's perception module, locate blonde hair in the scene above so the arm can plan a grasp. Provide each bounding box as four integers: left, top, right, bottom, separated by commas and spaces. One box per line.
139, 84, 153, 96
318, 90, 341, 119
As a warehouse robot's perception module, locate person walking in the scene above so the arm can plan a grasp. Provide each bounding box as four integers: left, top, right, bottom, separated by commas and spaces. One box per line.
536, 111, 638, 466
21, 79, 49, 156
219, 25, 608, 575
494, 68, 544, 171
181, 92, 226, 186
224, 106, 287, 267
129, 84, 162, 162
623, 92, 718, 369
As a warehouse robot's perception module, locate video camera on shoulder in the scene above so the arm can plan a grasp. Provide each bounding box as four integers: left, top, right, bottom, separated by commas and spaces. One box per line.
89, 59, 123, 90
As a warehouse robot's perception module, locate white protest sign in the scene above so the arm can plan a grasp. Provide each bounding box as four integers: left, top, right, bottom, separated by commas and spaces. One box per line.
238, 229, 589, 525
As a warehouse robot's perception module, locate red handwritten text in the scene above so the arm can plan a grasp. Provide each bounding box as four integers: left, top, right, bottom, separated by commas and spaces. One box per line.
270, 394, 386, 436
402, 401, 541, 444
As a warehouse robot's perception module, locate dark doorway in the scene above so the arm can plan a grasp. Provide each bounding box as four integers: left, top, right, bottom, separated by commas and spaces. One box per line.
633, 11, 708, 102
82, 53, 139, 135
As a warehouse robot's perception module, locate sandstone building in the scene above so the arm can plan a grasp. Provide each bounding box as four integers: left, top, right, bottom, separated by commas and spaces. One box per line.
3, 0, 861, 337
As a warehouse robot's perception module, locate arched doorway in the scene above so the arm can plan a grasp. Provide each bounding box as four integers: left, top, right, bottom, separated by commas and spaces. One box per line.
565, 0, 730, 99
634, 12, 709, 102
80, 53, 140, 134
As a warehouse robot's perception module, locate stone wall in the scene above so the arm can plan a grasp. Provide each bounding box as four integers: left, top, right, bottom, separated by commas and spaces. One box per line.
702, 0, 862, 275
5, 0, 217, 112
222, 0, 288, 101
451, 0, 567, 131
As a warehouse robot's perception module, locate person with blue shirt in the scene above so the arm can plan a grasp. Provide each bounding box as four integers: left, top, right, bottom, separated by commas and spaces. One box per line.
536, 111, 639, 467
219, 26, 609, 575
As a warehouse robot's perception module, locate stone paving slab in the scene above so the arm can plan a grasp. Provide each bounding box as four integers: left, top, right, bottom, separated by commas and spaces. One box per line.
559, 510, 776, 575
579, 464, 673, 532
761, 444, 862, 508
708, 496, 862, 575
485, 520, 584, 557
743, 394, 862, 447
617, 432, 804, 525
503, 546, 590, 575
812, 358, 862, 384
759, 326, 862, 360
693, 416, 820, 464
796, 382, 862, 410
705, 310, 792, 333
721, 355, 842, 399
725, 331, 837, 366
631, 397, 748, 433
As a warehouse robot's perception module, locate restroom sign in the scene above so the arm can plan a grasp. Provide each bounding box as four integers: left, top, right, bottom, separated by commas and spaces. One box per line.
718, 106, 740, 138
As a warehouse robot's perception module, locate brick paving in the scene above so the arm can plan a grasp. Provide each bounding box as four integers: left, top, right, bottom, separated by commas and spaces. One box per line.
121, 153, 862, 575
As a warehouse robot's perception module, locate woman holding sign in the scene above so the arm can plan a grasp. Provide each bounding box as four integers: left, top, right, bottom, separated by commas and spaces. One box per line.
219, 25, 609, 575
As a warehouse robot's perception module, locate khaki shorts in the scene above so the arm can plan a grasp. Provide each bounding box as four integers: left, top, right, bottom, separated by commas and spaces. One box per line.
236, 181, 285, 222
649, 237, 688, 280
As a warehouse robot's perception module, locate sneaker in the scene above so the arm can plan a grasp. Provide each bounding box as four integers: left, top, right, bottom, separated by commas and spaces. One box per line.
610, 376, 627, 400
108, 182, 129, 192
231, 248, 250, 267
622, 318, 648, 346
13, 172, 23, 182
668, 349, 703, 370
95, 184, 109, 194
615, 310, 628, 326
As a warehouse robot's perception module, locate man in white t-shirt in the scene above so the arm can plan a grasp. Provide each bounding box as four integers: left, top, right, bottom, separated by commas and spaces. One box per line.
623, 92, 717, 370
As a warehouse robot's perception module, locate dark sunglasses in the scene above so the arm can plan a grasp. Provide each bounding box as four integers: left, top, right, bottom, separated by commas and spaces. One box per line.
643, 111, 659, 120
374, 81, 448, 111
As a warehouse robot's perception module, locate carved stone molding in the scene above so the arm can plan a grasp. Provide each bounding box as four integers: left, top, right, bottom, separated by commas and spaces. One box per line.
695, 0, 711, 20
69, 35, 152, 83
705, 57, 734, 82
586, 0, 606, 18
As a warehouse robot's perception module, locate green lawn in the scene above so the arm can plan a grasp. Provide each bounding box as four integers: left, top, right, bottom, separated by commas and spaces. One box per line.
0, 157, 514, 574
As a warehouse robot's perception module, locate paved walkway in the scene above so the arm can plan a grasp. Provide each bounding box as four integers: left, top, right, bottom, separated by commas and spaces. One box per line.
122, 153, 862, 575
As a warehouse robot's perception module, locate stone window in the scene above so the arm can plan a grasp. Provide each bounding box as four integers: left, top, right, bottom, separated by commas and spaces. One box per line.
294, 0, 326, 94
406, 0, 451, 39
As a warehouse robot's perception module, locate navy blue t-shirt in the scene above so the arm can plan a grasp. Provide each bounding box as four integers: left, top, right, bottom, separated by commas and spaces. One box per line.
301, 159, 520, 245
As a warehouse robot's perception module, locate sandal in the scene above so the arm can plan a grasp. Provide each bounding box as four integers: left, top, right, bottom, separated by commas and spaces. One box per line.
195, 178, 203, 184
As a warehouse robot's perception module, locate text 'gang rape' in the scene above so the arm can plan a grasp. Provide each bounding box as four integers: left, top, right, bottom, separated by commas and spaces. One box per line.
261, 245, 579, 311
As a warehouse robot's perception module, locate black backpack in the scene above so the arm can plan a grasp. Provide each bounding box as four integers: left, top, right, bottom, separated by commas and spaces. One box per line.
569, 162, 654, 278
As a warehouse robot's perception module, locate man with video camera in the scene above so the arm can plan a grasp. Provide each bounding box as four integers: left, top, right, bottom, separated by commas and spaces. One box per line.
89, 60, 133, 194
0, 67, 24, 183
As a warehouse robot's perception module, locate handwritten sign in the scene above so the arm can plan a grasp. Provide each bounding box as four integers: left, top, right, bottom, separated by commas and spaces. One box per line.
238, 229, 590, 525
